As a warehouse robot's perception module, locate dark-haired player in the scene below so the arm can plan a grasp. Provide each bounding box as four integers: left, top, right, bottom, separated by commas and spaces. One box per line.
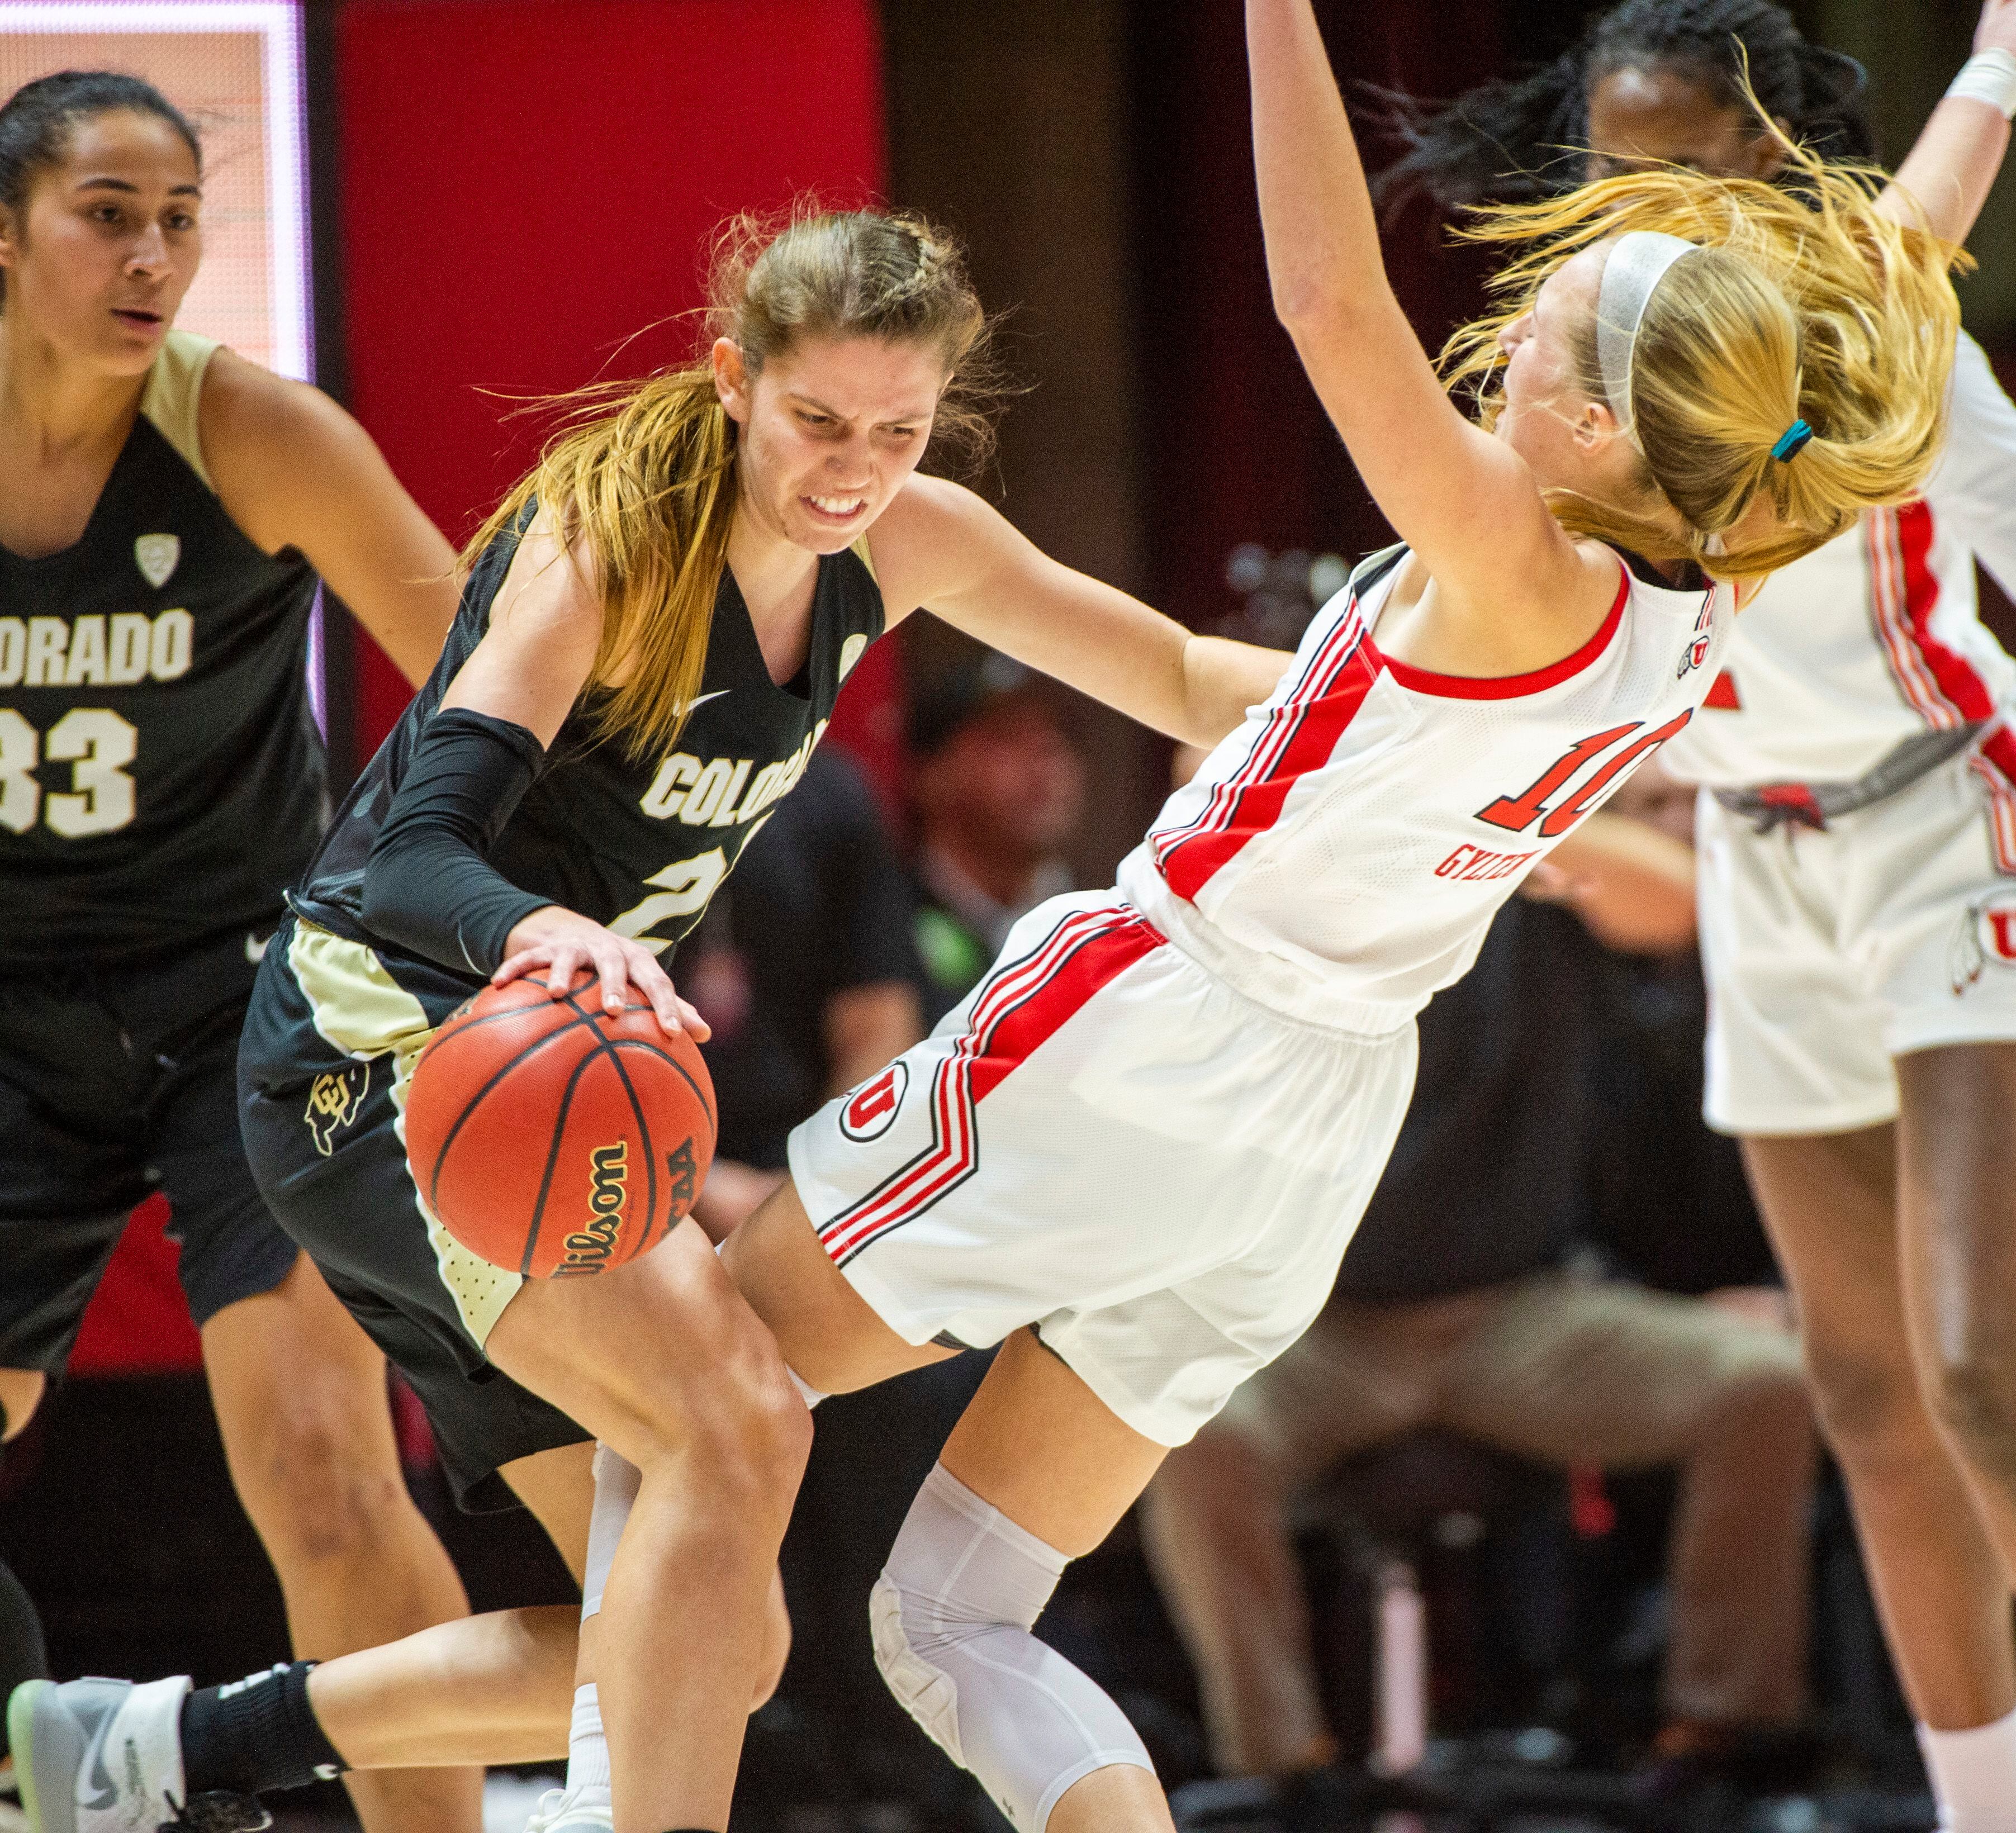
0, 70, 491, 1833
1386, 6, 2016, 1822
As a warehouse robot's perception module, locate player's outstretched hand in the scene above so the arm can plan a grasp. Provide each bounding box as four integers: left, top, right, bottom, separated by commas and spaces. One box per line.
495, 906, 710, 1039
1979, 0, 2016, 58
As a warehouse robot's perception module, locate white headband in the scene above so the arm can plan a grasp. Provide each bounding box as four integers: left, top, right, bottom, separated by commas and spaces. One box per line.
1596, 230, 1702, 436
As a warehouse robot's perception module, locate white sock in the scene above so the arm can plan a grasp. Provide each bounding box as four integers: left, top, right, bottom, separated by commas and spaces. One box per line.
581, 1445, 641, 1621
1919, 1709, 2016, 1832
566, 1683, 611, 1802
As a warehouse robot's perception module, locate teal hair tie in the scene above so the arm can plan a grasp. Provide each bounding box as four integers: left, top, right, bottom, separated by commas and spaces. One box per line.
1772, 419, 1814, 461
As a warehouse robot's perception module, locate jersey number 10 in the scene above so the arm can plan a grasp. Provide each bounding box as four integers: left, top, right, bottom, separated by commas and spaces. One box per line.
1473, 711, 1691, 839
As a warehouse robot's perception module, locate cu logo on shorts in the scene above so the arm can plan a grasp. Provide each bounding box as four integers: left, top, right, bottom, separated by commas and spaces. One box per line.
840, 1061, 908, 1141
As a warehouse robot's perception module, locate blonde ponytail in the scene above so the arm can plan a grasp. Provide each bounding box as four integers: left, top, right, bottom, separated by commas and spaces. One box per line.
1440, 135, 1964, 579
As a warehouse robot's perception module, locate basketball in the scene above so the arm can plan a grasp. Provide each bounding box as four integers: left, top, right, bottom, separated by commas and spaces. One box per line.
404, 973, 716, 1279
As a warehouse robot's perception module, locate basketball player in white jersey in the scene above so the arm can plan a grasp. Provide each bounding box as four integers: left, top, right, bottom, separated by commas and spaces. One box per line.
696, 8, 1995, 1827
20, 11, 2004, 1833
1386, 6, 2016, 1822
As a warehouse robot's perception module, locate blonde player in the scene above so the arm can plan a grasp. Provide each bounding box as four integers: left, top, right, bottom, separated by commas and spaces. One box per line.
1388, 4, 2016, 1820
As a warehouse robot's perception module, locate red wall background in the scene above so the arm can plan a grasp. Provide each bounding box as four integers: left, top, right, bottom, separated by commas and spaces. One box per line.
75, 0, 890, 1375
336, 0, 891, 757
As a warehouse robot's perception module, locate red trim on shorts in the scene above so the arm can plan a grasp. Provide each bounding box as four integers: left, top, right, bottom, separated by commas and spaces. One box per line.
1973, 727, 2016, 875
1150, 610, 1378, 901
817, 905, 1165, 1267
1377, 564, 1630, 701
1702, 669, 1742, 710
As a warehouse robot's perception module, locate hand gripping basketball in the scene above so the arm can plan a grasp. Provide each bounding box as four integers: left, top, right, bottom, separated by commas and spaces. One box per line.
404, 971, 718, 1278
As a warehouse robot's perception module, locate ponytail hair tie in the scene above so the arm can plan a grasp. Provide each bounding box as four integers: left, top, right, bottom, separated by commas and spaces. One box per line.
1772, 419, 1815, 462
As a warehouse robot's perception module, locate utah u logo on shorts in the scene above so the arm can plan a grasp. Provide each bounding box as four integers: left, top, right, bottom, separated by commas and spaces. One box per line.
840, 1061, 908, 1141
304, 1063, 370, 1156
1950, 893, 2016, 993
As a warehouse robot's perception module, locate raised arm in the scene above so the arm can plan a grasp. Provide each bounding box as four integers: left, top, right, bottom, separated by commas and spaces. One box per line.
1245, 0, 1598, 635
202, 351, 458, 686
868, 476, 1288, 749
1880, 1, 2016, 243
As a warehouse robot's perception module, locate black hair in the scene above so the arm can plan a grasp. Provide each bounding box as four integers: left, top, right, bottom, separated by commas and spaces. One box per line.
1372, 0, 1876, 217
0, 71, 201, 303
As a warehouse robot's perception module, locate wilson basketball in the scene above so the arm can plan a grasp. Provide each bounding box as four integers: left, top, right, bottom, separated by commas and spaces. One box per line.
404, 973, 716, 1279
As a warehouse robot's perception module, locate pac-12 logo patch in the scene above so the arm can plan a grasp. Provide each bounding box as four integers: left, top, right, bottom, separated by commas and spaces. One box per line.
135, 533, 180, 588
840, 1060, 908, 1141
304, 1062, 370, 1155
1950, 894, 2016, 992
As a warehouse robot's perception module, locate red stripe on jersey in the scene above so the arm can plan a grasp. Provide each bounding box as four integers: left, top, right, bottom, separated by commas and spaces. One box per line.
1879, 503, 2016, 873
818, 906, 1164, 1266
1897, 501, 1996, 724
1379, 564, 1630, 701
1149, 607, 1368, 877
1871, 506, 1965, 728
1702, 669, 1741, 710
1152, 614, 1378, 902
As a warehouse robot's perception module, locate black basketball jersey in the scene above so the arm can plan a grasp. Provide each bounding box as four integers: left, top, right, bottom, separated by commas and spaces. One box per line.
0, 332, 325, 970
293, 502, 886, 992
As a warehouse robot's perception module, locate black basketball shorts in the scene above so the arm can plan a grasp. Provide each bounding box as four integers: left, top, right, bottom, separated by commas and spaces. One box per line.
238, 914, 588, 1511
0, 925, 302, 1378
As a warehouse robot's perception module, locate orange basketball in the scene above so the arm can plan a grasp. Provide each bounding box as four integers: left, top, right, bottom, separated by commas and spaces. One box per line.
404, 972, 715, 1279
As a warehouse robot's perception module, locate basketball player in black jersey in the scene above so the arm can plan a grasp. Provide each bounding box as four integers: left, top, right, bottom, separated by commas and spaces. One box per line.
11, 207, 1290, 1833
0, 73, 492, 1833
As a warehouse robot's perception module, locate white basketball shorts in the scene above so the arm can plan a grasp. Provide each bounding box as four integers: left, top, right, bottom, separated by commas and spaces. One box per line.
787, 891, 1419, 1447
1697, 748, 2016, 1135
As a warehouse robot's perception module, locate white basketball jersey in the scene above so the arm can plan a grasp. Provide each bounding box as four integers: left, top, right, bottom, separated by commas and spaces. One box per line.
1664, 336, 2016, 851
1118, 545, 1731, 1033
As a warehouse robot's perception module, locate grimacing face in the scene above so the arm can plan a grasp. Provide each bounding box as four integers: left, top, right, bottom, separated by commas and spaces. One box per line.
714, 331, 945, 556
0, 108, 201, 374
1585, 63, 1789, 182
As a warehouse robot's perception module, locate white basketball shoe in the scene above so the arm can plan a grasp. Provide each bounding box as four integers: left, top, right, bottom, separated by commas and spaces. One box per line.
6, 1678, 268, 1833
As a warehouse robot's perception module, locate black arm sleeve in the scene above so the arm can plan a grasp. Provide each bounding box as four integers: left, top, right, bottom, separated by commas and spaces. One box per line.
360, 707, 557, 977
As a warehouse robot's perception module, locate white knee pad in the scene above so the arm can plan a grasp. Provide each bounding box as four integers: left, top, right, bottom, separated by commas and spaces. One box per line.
871, 1463, 1154, 1831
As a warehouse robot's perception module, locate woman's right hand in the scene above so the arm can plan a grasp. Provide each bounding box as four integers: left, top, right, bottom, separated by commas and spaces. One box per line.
495, 905, 710, 1039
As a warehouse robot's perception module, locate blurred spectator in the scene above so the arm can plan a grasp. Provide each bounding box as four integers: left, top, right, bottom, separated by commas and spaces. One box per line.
1139, 763, 1818, 1821
684, 746, 926, 1238
908, 653, 1087, 1023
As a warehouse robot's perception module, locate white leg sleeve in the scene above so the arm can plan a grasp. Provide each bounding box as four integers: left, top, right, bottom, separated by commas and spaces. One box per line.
871, 1463, 1155, 1832
580, 1443, 641, 1622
